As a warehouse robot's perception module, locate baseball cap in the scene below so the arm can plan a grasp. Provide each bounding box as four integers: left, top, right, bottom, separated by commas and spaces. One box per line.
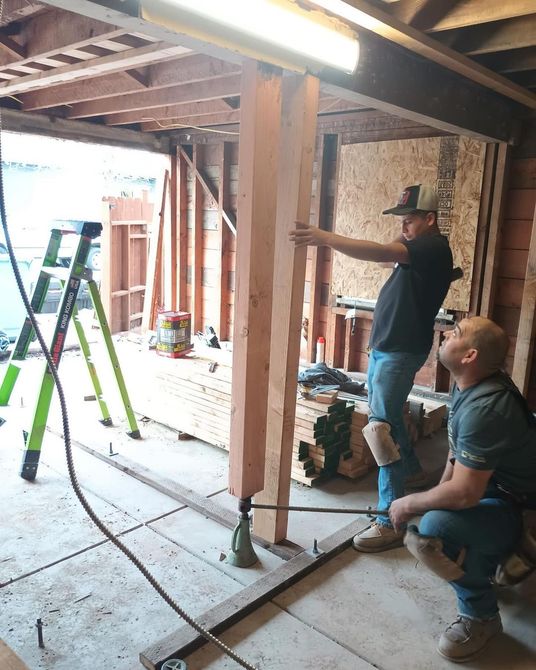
382, 184, 439, 216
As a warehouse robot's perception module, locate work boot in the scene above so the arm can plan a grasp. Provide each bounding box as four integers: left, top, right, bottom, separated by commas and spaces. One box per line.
404, 469, 430, 490
437, 615, 502, 663
352, 522, 404, 553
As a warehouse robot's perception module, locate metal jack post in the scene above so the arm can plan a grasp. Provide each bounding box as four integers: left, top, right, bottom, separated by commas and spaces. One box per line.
225, 497, 258, 568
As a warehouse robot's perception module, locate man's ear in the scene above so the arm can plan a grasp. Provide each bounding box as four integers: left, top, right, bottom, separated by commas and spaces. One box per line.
425, 211, 436, 227
462, 348, 478, 365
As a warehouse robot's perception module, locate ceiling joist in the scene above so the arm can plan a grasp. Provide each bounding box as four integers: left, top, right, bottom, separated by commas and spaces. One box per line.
387, 0, 536, 33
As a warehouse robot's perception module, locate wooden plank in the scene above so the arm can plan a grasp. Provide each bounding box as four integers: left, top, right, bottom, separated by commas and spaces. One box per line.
480, 143, 511, 318
192, 145, 203, 333
253, 74, 320, 542
468, 143, 497, 316
139, 518, 362, 669
100, 200, 113, 325
512, 203, 536, 394
179, 146, 236, 236
164, 158, 176, 310
0, 639, 30, 670
228, 61, 282, 500
141, 171, 168, 332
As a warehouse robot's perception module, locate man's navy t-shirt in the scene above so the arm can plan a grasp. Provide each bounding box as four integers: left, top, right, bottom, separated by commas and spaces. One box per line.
369, 233, 452, 355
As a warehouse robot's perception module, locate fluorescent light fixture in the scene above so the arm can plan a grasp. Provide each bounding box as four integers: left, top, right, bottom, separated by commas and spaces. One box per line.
141, 0, 359, 74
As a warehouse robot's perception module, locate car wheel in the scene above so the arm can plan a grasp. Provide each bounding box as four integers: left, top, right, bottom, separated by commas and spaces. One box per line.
87, 247, 102, 271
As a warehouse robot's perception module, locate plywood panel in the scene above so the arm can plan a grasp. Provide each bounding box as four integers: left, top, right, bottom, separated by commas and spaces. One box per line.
332, 136, 485, 311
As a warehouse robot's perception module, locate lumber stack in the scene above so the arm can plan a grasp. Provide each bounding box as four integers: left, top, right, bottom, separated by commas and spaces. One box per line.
337, 398, 376, 479
291, 397, 355, 486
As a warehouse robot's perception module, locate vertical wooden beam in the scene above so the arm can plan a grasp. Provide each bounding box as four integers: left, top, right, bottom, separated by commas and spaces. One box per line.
192, 144, 204, 332
307, 134, 329, 363
168, 152, 178, 310
480, 142, 511, 318
253, 73, 320, 542
512, 202, 536, 395
177, 148, 188, 310
100, 200, 113, 325
217, 142, 232, 341
228, 60, 282, 500
468, 143, 498, 316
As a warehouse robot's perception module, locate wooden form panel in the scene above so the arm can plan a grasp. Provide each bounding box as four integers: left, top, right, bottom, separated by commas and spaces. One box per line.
101, 192, 153, 333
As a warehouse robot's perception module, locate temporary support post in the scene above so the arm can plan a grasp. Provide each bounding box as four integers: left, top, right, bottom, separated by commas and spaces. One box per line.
253, 74, 320, 543
228, 60, 282, 501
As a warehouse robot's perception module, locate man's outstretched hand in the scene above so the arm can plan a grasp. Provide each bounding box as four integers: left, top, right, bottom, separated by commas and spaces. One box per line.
289, 221, 329, 247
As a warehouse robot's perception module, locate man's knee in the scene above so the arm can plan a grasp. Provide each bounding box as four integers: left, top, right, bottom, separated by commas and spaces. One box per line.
404, 524, 466, 582
419, 510, 454, 538
362, 421, 401, 466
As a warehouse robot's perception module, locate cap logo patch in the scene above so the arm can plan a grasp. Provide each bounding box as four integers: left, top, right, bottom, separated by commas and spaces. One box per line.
398, 189, 410, 205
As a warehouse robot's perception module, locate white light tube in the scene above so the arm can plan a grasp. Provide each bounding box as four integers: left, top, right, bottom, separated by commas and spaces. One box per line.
146, 0, 359, 74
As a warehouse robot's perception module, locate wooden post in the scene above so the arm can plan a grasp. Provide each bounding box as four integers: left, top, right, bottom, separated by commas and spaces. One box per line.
168, 153, 178, 310
177, 149, 188, 310
100, 200, 113, 325
253, 73, 320, 543
307, 134, 332, 364
192, 144, 204, 333
217, 142, 232, 341
228, 60, 282, 500
512, 202, 536, 394
468, 144, 498, 316
480, 142, 511, 318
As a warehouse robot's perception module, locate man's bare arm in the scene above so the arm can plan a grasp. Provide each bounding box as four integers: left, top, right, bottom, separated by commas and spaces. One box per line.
289, 223, 409, 264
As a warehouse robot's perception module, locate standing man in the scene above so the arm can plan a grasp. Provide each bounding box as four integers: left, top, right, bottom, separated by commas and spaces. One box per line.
290, 184, 453, 551
389, 316, 536, 662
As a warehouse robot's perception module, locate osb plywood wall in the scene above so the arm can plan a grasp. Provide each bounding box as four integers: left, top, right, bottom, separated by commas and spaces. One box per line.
332, 136, 486, 311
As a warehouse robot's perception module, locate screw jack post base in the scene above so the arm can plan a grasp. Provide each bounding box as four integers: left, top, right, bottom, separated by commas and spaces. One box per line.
225, 498, 258, 568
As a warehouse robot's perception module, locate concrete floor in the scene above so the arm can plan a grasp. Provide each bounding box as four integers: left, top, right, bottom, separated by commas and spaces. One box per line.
1, 343, 535, 670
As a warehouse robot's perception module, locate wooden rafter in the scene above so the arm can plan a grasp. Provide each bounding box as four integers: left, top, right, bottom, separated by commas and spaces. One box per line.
38, 0, 519, 141
475, 48, 536, 75
317, 0, 536, 109
435, 15, 536, 56
387, 0, 536, 33
0, 43, 192, 96
105, 99, 237, 126
67, 73, 240, 118
21, 54, 239, 110
0, 0, 45, 26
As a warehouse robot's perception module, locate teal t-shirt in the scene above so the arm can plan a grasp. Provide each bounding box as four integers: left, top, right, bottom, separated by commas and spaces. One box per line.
448, 373, 536, 497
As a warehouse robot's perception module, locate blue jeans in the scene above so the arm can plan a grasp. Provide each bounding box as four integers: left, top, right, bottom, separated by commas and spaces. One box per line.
367, 349, 428, 527
418, 499, 522, 619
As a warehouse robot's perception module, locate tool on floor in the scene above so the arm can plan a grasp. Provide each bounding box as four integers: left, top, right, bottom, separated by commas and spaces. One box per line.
0, 221, 140, 481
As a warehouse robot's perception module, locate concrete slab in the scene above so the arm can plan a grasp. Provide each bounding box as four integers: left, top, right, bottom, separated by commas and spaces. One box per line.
0, 438, 136, 586
184, 601, 377, 669
0, 525, 243, 670
274, 547, 536, 669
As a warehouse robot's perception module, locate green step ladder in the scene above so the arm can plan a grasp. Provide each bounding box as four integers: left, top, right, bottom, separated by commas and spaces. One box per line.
0, 220, 140, 481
